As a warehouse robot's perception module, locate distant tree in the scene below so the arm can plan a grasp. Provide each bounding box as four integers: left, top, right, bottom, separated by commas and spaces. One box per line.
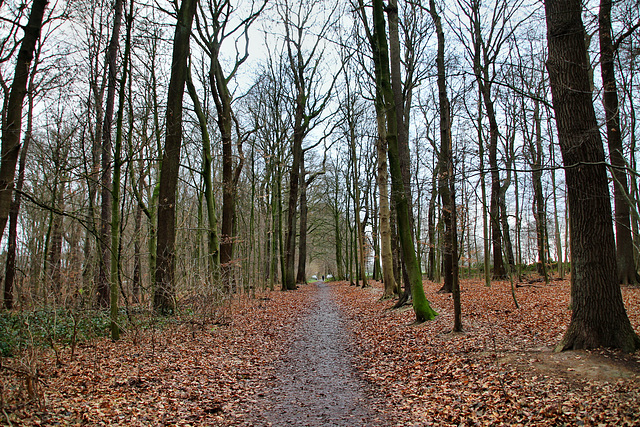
545, 0, 640, 352
278, 0, 339, 290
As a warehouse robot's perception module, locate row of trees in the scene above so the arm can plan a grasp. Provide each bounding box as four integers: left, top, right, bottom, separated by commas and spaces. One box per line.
0, 0, 639, 350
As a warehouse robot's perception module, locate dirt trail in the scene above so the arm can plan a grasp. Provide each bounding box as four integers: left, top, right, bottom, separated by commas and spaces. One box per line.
253, 282, 386, 426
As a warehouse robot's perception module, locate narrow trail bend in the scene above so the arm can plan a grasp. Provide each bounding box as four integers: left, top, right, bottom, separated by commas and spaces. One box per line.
255, 281, 387, 426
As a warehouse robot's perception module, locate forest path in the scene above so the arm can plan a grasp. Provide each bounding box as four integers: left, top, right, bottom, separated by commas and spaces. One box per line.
253, 281, 386, 426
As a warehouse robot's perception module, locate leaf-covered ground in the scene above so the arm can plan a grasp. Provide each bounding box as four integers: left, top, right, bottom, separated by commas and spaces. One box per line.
340, 279, 640, 426
2, 278, 640, 426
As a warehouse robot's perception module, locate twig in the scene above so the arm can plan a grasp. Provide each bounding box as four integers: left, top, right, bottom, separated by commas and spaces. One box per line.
2, 407, 13, 427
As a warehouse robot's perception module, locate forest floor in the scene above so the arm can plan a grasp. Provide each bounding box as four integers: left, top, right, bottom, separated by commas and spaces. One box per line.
2, 277, 640, 426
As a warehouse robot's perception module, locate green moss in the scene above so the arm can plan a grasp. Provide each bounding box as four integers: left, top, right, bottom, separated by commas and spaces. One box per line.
412, 285, 438, 322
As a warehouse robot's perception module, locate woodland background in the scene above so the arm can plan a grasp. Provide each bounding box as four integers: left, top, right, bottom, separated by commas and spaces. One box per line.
0, 0, 639, 402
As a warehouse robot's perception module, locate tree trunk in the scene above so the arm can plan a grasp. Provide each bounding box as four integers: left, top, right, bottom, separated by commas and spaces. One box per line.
376, 109, 397, 297
332, 166, 344, 281
545, 0, 640, 352
371, 186, 381, 282
211, 55, 241, 292
426, 172, 437, 281
109, 0, 133, 340
154, 0, 198, 314
186, 67, 220, 282
486, 93, 505, 279
532, 98, 548, 283
470, 6, 505, 279
549, 125, 564, 279
599, 0, 638, 285
296, 157, 309, 284
499, 136, 515, 271
3, 73, 36, 309
374, 0, 436, 322
477, 92, 491, 287
0, 0, 47, 258
429, 0, 454, 294
284, 86, 305, 290
96, 0, 124, 308
387, 0, 420, 308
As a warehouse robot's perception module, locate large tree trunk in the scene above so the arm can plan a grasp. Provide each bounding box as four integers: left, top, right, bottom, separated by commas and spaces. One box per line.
545, 0, 640, 352
0, 0, 47, 253
374, 0, 436, 322
599, 0, 638, 285
154, 0, 198, 314
388, 0, 418, 307
426, 173, 437, 281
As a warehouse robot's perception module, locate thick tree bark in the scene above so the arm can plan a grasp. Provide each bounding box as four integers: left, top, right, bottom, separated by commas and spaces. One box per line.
96, 0, 123, 308
0, 0, 48, 254
545, 0, 640, 352
599, 0, 638, 285
387, 0, 418, 306
154, 0, 198, 314
373, 0, 436, 322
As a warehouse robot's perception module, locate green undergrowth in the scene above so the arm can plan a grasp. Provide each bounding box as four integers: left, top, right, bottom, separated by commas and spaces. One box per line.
0, 302, 233, 357
0, 309, 114, 357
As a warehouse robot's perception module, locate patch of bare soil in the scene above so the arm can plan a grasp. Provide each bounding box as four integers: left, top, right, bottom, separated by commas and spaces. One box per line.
248, 281, 388, 426
501, 348, 640, 387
